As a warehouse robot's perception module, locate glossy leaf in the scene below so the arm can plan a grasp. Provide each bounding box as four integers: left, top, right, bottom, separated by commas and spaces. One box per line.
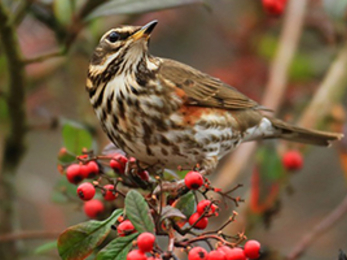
160, 206, 186, 221
96, 233, 138, 260
62, 121, 93, 155
86, 0, 205, 21
174, 191, 196, 218
125, 190, 155, 233
58, 209, 123, 260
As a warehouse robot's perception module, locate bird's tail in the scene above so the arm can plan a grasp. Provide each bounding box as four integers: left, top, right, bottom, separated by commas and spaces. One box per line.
268, 117, 344, 146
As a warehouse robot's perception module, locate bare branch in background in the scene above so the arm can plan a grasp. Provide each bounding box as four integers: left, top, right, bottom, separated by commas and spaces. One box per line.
287, 194, 347, 260
0, 1, 28, 259
0, 230, 61, 242
298, 42, 347, 129
213, 0, 308, 189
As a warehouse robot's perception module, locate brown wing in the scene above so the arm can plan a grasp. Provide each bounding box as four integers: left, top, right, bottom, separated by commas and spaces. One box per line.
158, 58, 264, 110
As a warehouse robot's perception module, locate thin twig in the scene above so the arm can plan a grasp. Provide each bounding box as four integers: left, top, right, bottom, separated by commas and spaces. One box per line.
0, 230, 61, 242
23, 49, 67, 65
286, 194, 347, 260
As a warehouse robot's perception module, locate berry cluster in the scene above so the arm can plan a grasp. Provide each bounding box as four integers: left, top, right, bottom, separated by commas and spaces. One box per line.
188, 240, 261, 260
127, 232, 156, 260
59, 150, 153, 218
188, 199, 217, 230
262, 0, 287, 15
57, 147, 261, 260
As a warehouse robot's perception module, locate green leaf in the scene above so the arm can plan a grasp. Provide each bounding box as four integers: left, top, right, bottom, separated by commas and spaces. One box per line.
125, 190, 155, 233
54, 0, 73, 26
58, 209, 123, 260
175, 191, 196, 218
34, 241, 57, 255
51, 176, 77, 204
86, 0, 205, 21
96, 233, 138, 260
257, 146, 284, 181
160, 206, 186, 222
62, 121, 93, 155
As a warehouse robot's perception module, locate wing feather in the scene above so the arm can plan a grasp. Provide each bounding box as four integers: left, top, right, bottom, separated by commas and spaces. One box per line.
158, 58, 264, 110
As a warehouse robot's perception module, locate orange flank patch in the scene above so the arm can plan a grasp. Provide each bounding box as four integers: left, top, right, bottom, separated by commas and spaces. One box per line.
179, 105, 226, 126
174, 87, 187, 99
179, 106, 210, 125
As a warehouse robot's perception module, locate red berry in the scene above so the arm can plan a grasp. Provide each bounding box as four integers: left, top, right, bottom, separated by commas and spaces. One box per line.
126, 249, 146, 260
188, 247, 209, 260
103, 184, 117, 201
137, 170, 149, 181
218, 246, 234, 260
81, 161, 99, 178
188, 212, 208, 229
110, 154, 128, 174
117, 220, 136, 236
110, 159, 124, 173
244, 240, 261, 259
137, 232, 155, 252
77, 182, 95, 201
197, 200, 217, 215
282, 150, 303, 171
209, 250, 226, 260
229, 248, 246, 260
83, 199, 104, 218
262, 0, 287, 15
66, 164, 84, 184
184, 171, 203, 190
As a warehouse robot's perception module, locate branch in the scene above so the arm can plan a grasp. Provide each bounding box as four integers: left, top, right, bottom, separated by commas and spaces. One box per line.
286, 194, 347, 260
0, 230, 61, 242
0, 2, 27, 170
213, 0, 308, 189
0, 2, 28, 259
298, 41, 347, 129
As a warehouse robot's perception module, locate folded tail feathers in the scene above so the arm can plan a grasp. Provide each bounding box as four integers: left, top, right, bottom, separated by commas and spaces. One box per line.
268, 117, 344, 146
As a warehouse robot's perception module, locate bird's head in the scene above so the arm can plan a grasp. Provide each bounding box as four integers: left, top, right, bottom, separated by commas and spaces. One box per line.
90, 20, 158, 68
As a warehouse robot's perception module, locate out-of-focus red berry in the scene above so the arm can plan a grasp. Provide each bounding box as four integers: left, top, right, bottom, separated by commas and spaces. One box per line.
126, 249, 146, 260
262, 0, 287, 16
137, 170, 149, 181
184, 171, 203, 190
110, 159, 124, 173
188, 212, 208, 229
77, 182, 95, 201
188, 247, 209, 260
66, 164, 84, 184
81, 161, 99, 178
209, 250, 226, 260
117, 220, 136, 236
110, 153, 128, 174
197, 200, 217, 215
83, 199, 104, 218
218, 246, 235, 260
244, 240, 261, 259
282, 150, 303, 171
103, 184, 117, 201
229, 248, 246, 260
137, 232, 155, 252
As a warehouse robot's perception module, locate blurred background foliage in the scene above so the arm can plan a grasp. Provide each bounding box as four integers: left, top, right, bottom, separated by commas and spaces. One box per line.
0, 0, 347, 259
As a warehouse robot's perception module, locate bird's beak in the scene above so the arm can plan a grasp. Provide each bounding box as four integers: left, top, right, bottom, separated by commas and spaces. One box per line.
132, 20, 158, 41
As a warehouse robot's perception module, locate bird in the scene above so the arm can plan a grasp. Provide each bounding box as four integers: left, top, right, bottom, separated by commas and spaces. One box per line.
86, 20, 343, 174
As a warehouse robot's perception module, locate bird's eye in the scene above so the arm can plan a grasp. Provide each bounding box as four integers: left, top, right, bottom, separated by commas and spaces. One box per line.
108, 32, 119, 43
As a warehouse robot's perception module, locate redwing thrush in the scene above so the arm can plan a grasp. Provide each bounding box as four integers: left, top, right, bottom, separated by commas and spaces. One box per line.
86, 20, 343, 173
